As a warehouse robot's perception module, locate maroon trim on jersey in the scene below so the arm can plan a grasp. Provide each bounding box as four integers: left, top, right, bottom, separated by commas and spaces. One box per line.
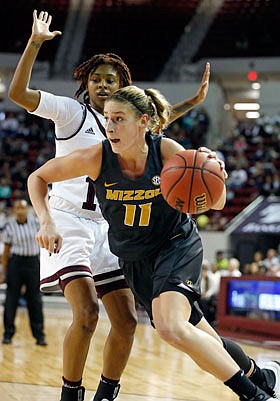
86, 104, 107, 137
54, 103, 87, 141
40, 265, 93, 292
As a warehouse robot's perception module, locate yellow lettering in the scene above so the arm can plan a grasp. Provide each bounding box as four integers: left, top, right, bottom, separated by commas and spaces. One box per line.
144, 190, 155, 199
106, 188, 162, 201
106, 189, 121, 200
134, 190, 145, 200
123, 190, 135, 201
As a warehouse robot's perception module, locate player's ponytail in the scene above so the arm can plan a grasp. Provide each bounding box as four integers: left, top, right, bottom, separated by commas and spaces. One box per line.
107, 85, 171, 134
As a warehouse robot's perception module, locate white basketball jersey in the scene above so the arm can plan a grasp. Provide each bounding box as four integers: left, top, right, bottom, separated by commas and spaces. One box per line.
51, 104, 106, 218
30, 91, 107, 219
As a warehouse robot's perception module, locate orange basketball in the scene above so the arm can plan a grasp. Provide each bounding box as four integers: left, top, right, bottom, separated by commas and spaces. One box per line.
160, 149, 225, 214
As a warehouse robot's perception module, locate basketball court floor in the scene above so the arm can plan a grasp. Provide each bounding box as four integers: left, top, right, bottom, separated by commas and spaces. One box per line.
0, 296, 279, 401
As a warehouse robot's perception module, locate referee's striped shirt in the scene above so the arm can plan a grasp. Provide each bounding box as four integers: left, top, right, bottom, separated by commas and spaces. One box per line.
2, 215, 40, 256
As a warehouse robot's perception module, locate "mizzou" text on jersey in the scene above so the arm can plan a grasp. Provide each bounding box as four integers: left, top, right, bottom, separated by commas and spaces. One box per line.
106, 188, 161, 201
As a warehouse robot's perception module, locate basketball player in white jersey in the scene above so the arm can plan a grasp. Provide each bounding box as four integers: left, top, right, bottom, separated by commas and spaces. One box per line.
8, 10, 212, 401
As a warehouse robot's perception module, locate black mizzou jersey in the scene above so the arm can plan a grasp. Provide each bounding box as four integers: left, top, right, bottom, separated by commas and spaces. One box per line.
94, 132, 191, 260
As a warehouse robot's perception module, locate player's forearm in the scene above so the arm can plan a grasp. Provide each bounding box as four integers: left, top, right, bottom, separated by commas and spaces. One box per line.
8, 35, 42, 110
169, 96, 199, 124
27, 173, 52, 226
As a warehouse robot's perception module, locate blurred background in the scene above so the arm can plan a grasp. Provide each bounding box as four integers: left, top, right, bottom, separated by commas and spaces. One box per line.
0, 0, 279, 343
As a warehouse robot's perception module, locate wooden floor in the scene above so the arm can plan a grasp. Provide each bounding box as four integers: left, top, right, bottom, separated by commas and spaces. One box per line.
0, 297, 280, 401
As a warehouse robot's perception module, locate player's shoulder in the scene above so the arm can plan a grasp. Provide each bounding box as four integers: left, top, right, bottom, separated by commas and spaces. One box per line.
161, 137, 185, 161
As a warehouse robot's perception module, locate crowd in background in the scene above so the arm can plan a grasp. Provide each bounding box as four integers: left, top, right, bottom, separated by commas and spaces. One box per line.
0, 110, 55, 226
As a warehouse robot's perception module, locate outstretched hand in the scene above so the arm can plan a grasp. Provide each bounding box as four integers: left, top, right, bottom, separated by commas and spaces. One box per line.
32, 10, 62, 42
195, 62, 210, 105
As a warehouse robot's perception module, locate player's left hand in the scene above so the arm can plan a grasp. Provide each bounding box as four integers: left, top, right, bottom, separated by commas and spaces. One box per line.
198, 146, 228, 180
32, 10, 62, 43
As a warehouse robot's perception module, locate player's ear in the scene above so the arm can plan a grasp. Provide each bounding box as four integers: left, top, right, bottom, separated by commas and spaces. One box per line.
138, 114, 149, 128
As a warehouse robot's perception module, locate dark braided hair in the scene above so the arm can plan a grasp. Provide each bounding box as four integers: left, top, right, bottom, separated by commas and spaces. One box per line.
73, 53, 132, 103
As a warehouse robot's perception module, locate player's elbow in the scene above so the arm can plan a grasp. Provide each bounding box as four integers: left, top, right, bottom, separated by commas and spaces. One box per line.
8, 85, 25, 106
8, 84, 18, 102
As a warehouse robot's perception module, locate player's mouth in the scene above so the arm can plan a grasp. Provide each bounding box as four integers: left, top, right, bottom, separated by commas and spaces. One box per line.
109, 138, 120, 144
97, 92, 110, 98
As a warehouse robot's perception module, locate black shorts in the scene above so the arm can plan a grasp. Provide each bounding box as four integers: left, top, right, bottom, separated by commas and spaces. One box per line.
119, 219, 204, 326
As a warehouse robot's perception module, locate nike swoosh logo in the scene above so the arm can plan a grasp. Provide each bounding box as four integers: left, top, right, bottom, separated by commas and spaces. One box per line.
104, 182, 118, 187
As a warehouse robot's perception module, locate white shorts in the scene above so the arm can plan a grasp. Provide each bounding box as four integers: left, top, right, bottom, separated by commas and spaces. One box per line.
40, 208, 127, 295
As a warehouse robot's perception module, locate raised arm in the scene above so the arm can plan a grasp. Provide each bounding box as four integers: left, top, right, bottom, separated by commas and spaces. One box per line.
169, 62, 210, 124
8, 10, 62, 112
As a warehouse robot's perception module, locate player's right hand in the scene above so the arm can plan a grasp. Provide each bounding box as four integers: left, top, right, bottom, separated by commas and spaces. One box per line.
35, 223, 62, 254
32, 10, 62, 42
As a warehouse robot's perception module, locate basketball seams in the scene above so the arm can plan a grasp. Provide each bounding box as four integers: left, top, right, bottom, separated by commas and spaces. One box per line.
201, 159, 225, 184
160, 149, 225, 214
188, 150, 197, 212
201, 160, 221, 207
200, 170, 213, 205
162, 153, 188, 202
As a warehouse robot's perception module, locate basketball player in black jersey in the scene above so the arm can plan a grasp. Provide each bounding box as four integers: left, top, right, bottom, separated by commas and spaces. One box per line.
28, 85, 280, 401
9, 10, 212, 401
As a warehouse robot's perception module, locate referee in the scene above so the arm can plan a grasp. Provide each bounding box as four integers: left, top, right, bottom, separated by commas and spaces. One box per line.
0, 199, 47, 345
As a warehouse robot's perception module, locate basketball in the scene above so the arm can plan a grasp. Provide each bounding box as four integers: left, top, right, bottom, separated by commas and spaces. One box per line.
160, 149, 225, 214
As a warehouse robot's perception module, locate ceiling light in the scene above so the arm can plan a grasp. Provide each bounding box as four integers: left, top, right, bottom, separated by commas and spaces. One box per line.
234, 103, 260, 110
252, 82, 261, 90
246, 111, 260, 119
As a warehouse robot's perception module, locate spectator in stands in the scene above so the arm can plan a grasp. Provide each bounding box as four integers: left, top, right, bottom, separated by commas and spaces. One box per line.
0, 178, 12, 200
210, 261, 222, 288
224, 258, 242, 277
250, 142, 266, 162
245, 262, 263, 276
263, 248, 280, 276
208, 211, 228, 231
0, 111, 19, 137
213, 250, 229, 275
259, 173, 280, 197
228, 164, 248, 189
233, 134, 247, 154
252, 251, 266, 274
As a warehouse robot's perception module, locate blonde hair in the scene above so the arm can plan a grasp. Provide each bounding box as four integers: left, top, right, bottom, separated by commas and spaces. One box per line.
106, 85, 171, 133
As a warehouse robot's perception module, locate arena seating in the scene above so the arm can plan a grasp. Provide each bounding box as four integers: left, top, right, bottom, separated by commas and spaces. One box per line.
81, 0, 200, 81
193, 0, 280, 61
